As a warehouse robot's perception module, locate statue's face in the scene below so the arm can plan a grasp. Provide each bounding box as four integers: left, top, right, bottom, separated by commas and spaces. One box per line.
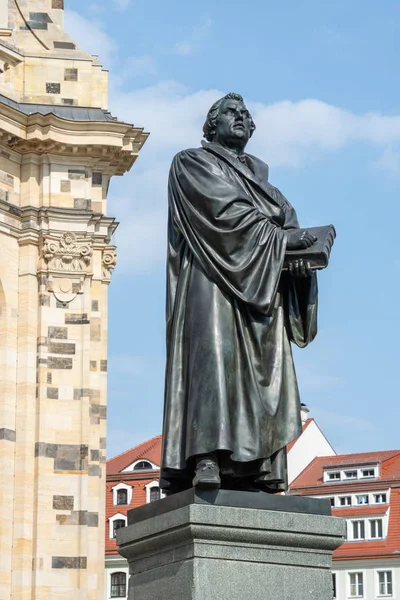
214, 99, 252, 150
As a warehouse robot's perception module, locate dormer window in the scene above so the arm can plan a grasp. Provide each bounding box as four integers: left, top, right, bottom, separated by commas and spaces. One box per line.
373, 493, 387, 504
351, 520, 365, 540
134, 461, 152, 470
370, 518, 383, 539
361, 468, 375, 478
121, 458, 159, 473
339, 496, 351, 506
324, 464, 379, 483
356, 495, 369, 505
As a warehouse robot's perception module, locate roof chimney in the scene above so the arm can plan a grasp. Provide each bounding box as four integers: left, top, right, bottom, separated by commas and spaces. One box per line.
300, 403, 310, 425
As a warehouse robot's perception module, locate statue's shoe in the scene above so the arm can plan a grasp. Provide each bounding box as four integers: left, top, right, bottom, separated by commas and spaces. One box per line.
192, 458, 221, 489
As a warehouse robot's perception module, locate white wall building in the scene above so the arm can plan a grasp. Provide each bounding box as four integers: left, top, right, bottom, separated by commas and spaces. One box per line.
289, 450, 400, 600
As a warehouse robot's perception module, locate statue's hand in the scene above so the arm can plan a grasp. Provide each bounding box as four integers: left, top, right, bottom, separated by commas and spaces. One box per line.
287, 259, 313, 278
286, 229, 317, 250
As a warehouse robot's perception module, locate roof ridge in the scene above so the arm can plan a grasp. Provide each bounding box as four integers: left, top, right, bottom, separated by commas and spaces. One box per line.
107, 434, 162, 465
309, 450, 400, 463
136, 436, 161, 461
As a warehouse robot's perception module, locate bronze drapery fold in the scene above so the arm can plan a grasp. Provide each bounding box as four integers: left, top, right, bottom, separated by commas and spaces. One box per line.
160, 142, 318, 493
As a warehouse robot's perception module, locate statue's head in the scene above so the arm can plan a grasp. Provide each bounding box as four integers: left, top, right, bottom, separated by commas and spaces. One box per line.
203, 92, 256, 153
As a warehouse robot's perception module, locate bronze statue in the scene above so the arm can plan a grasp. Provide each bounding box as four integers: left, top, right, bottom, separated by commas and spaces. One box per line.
160, 92, 329, 495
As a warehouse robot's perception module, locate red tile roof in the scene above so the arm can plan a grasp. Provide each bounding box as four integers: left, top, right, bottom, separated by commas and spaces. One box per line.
289, 449, 400, 561
290, 450, 400, 489
333, 488, 400, 560
107, 434, 162, 474
106, 435, 163, 555
332, 505, 388, 518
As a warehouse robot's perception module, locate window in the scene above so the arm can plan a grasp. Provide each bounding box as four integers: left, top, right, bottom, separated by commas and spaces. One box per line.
370, 519, 383, 539
149, 486, 160, 502
339, 496, 351, 506
378, 571, 393, 596
134, 461, 152, 470
349, 572, 364, 597
111, 572, 127, 598
356, 495, 369, 505
117, 489, 128, 505
352, 520, 365, 540
113, 519, 126, 539
145, 480, 164, 504
361, 469, 375, 478
328, 472, 341, 480
330, 498, 335, 507
374, 493, 387, 504
345, 470, 357, 479
332, 573, 337, 599
112, 484, 132, 507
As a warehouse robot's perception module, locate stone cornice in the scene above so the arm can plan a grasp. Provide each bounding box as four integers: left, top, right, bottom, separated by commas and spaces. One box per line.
0, 42, 23, 66
0, 104, 149, 175
0, 201, 119, 243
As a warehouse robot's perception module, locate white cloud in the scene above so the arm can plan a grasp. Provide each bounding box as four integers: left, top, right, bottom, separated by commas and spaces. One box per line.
64, 10, 117, 66
248, 99, 400, 167
60, 6, 400, 274
107, 82, 400, 272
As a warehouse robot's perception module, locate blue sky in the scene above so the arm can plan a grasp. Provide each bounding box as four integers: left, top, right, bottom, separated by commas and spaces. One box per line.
64, 0, 400, 458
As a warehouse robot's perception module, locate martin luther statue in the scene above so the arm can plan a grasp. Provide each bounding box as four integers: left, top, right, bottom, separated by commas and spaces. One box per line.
160, 92, 321, 495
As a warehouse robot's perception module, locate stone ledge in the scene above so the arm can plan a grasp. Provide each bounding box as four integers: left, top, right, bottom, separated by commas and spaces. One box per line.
128, 487, 331, 525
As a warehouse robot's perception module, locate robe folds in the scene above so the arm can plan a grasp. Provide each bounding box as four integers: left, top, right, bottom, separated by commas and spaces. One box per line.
160, 141, 318, 492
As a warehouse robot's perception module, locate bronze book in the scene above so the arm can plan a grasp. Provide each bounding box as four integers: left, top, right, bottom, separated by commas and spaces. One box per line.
283, 225, 336, 270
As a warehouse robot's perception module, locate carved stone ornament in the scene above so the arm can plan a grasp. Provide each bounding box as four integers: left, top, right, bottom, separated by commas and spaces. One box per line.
43, 232, 93, 273
102, 247, 117, 280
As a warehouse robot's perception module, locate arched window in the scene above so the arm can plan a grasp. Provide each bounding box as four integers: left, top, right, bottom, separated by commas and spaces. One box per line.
134, 460, 152, 470
116, 489, 128, 505
113, 519, 126, 539
111, 572, 127, 597
149, 486, 161, 503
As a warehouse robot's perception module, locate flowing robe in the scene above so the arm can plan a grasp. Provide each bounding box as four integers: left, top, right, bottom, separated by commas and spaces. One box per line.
160, 141, 318, 492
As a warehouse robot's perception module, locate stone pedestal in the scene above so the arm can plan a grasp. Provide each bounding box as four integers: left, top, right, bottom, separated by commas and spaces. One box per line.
117, 489, 345, 600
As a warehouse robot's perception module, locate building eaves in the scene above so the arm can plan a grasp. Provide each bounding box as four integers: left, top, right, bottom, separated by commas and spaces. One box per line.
0, 93, 128, 125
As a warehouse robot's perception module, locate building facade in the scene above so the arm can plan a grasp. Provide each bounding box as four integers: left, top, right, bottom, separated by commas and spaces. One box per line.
105, 435, 164, 599
105, 406, 335, 599
0, 1, 147, 598
289, 450, 400, 600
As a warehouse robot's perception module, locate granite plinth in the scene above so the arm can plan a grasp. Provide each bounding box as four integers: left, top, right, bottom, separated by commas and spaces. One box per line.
117, 489, 345, 600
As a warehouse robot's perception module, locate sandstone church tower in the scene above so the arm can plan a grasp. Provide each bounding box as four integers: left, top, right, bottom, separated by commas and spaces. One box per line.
0, 1, 147, 598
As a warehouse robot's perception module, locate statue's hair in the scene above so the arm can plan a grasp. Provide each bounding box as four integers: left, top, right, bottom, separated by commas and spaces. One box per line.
203, 92, 256, 142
